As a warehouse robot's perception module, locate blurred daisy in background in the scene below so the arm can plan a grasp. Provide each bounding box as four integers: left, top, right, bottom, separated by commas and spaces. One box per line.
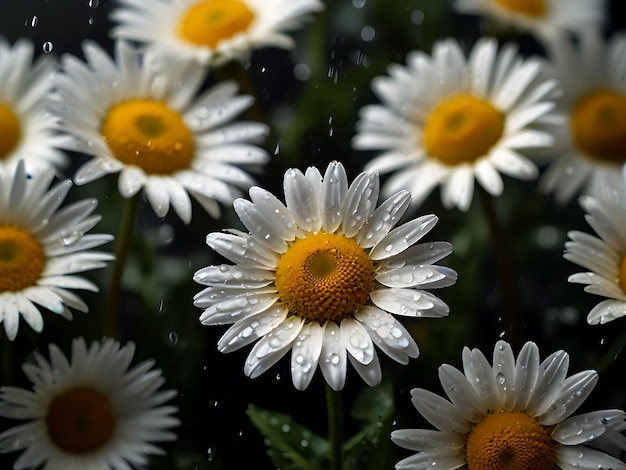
0, 337, 179, 469
564, 185, 626, 325
453, 0, 605, 43
539, 33, 626, 204
392, 340, 626, 470
194, 161, 457, 391
110, 0, 324, 66
353, 37, 559, 212
0, 37, 67, 175
49, 40, 269, 223
0, 161, 112, 341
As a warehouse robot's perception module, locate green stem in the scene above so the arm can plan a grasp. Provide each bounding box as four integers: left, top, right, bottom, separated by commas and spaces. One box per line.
104, 194, 140, 338
325, 384, 344, 470
478, 188, 522, 349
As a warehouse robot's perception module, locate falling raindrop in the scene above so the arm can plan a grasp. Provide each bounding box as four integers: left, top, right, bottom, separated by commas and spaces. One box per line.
42, 41, 53, 53
168, 331, 179, 345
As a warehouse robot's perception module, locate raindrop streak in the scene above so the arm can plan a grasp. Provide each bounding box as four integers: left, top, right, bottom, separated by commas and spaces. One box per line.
88, 0, 99, 7
30, 16, 39, 27
42, 42, 53, 53
168, 331, 179, 345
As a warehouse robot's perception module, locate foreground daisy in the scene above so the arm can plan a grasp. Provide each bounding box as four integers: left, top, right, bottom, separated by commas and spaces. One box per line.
110, 0, 324, 66
539, 33, 626, 204
392, 340, 626, 470
0, 161, 112, 340
564, 185, 626, 325
452, 0, 604, 43
353, 37, 558, 212
194, 161, 457, 391
0, 37, 67, 174
0, 337, 179, 469
50, 40, 269, 223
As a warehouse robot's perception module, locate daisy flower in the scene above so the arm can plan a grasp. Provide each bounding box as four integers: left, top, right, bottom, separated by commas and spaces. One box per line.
0, 37, 67, 174
0, 337, 179, 469
0, 161, 113, 341
539, 33, 626, 204
392, 340, 626, 470
452, 0, 604, 43
194, 161, 457, 391
353, 37, 558, 212
564, 185, 626, 325
110, 0, 325, 66
50, 40, 269, 223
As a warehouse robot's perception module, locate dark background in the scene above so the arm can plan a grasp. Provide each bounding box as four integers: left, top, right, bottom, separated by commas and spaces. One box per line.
1, 0, 625, 468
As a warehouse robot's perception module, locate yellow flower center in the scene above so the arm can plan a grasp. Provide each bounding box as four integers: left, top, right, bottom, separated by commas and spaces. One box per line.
179, 0, 255, 48
0, 102, 22, 159
274, 232, 376, 323
46, 386, 116, 454
101, 100, 195, 175
495, 0, 546, 17
0, 226, 45, 293
570, 89, 626, 165
466, 411, 554, 470
423, 94, 505, 166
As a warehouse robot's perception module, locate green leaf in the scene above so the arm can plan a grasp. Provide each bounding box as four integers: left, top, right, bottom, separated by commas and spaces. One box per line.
343, 382, 395, 470
246, 404, 329, 470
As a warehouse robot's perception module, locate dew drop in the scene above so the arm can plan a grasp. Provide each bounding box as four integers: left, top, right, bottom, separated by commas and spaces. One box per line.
496, 372, 506, 384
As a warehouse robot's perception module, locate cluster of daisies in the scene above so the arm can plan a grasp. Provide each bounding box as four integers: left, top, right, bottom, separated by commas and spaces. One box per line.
0, 0, 625, 468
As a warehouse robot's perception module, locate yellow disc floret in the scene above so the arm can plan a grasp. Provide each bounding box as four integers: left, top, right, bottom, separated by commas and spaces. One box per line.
466, 411, 554, 470
0, 225, 45, 293
179, 0, 255, 48
570, 89, 626, 164
102, 100, 194, 175
275, 232, 376, 323
46, 386, 116, 454
495, 0, 546, 18
0, 102, 22, 159
423, 94, 505, 166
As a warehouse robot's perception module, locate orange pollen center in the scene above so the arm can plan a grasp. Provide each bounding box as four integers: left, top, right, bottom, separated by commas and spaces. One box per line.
179, 0, 255, 48
423, 94, 505, 166
274, 232, 376, 323
0, 102, 22, 159
46, 386, 116, 454
570, 89, 626, 165
0, 225, 45, 293
101, 100, 195, 175
495, 0, 546, 17
465, 411, 554, 470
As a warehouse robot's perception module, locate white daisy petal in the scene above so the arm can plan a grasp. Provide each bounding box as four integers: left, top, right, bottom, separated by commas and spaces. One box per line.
0, 338, 178, 468
319, 322, 348, 391
110, 0, 324, 66
353, 37, 555, 211
51, 41, 267, 222
370, 214, 438, 260
555, 445, 626, 470
553, 410, 626, 446
244, 316, 304, 377
0, 38, 67, 175
290, 322, 324, 391
0, 164, 111, 339
394, 341, 626, 469
321, 161, 348, 233
540, 33, 626, 204
195, 163, 454, 389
